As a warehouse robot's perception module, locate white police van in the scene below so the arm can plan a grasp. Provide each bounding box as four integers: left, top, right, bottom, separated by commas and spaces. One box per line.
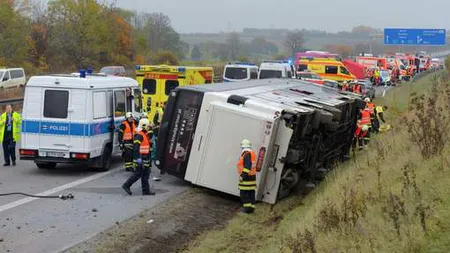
19, 71, 142, 171
223, 63, 259, 82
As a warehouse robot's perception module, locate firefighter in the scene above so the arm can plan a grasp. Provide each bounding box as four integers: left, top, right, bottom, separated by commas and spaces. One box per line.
352, 82, 361, 94
364, 98, 379, 133
353, 124, 370, 151
237, 139, 257, 214
119, 112, 137, 172
122, 118, 155, 196
359, 106, 372, 144
342, 81, 349, 91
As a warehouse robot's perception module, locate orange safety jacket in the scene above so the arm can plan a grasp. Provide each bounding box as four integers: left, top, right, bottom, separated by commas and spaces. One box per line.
121, 120, 136, 141
358, 110, 372, 126
366, 102, 375, 115
137, 131, 151, 155
236, 150, 257, 191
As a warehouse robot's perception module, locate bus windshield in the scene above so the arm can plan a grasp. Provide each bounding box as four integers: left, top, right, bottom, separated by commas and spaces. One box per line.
224, 67, 248, 80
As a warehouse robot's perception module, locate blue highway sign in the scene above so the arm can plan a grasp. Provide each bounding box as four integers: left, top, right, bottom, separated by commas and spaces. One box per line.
384, 28, 446, 46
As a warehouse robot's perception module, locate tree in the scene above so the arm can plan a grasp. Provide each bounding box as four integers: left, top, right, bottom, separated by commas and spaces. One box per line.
0, 0, 31, 65
248, 37, 279, 55
227, 32, 241, 60
191, 45, 202, 60
152, 50, 179, 65
284, 30, 305, 57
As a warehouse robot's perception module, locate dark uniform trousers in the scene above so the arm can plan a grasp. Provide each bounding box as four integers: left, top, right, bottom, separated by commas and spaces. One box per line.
123, 156, 151, 194
239, 174, 256, 213
122, 141, 134, 171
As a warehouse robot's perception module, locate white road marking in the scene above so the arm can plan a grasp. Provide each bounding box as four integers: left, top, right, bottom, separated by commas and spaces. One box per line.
0, 167, 121, 213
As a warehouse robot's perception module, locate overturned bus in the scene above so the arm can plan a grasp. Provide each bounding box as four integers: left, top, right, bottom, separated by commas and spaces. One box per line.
155, 79, 365, 204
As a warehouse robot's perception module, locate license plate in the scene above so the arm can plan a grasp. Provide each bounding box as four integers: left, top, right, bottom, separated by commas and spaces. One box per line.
47, 152, 65, 158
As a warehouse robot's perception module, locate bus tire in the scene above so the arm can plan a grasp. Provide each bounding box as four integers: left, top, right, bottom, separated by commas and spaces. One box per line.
36, 162, 57, 170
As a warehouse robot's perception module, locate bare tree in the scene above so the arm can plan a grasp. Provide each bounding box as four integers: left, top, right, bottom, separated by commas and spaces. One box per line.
284, 30, 305, 57
227, 32, 241, 60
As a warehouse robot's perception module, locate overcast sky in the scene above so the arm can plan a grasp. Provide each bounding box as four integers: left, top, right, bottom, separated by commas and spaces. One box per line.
113, 0, 448, 33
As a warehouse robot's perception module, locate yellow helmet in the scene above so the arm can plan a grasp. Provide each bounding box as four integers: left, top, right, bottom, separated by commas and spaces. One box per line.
240, 139, 252, 149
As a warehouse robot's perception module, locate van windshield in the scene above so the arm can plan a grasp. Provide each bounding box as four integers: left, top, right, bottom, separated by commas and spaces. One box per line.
0, 71, 4, 80
224, 67, 248, 80
259, 70, 282, 79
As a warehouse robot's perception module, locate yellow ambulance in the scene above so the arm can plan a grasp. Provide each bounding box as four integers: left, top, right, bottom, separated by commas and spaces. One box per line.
135, 65, 214, 120
297, 58, 355, 82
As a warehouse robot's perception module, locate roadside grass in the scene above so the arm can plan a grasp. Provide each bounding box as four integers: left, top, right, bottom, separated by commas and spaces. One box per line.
183, 71, 450, 253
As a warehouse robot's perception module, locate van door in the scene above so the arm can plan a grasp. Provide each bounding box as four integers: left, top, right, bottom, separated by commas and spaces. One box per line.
2, 70, 11, 88
113, 89, 127, 152
39, 89, 71, 158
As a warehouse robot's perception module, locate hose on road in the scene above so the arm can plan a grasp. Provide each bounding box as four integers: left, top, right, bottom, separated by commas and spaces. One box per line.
0, 192, 74, 200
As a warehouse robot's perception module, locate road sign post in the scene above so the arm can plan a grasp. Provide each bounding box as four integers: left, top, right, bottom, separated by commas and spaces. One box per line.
384, 28, 446, 46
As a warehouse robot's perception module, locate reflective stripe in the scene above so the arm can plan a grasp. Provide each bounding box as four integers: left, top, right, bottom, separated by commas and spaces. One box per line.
239, 181, 256, 186
243, 203, 253, 207
134, 140, 141, 144
239, 186, 256, 190
242, 168, 250, 174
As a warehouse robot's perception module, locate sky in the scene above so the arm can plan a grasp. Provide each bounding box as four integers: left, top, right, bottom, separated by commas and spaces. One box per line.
113, 0, 449, 33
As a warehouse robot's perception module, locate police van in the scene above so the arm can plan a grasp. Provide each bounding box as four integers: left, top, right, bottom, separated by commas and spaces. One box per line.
19, 71, 142, 171
223, 63, 259, 82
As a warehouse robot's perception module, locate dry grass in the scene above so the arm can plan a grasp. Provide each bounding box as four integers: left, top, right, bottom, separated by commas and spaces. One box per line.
183, 72, 450, 253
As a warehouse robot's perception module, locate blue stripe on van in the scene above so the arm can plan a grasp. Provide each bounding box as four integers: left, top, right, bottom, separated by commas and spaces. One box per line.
22, 120, 122, 137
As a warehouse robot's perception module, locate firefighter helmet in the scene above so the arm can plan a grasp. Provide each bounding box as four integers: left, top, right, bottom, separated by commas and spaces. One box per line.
240, 139, 252, 149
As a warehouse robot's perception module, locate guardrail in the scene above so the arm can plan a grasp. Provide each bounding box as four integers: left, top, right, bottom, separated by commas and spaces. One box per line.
0, 97, 24, 106
412, 67, 444, 83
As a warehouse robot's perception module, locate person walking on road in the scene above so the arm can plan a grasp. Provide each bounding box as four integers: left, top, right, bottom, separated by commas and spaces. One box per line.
119, 112, 137, 172
0, 105, 21, 166
237, 139, 257, 214
122, 118, 155, 196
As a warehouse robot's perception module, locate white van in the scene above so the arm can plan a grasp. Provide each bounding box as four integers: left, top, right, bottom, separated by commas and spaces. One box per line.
258, 61, 296, 79
0, 68, 26, 88
20, 73, 142, 171
223, 63, 259, 82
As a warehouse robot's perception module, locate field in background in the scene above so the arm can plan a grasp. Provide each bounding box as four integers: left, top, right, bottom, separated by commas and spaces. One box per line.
183, 71, 450, 253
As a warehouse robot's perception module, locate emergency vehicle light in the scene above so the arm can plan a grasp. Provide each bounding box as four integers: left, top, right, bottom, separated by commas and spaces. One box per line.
234, 62, 255, 66
80, 69, 86, 78
70, 153, 90, 160
178, 67, 186, 73
135, 65, 141, 70
87, 68, 93, 75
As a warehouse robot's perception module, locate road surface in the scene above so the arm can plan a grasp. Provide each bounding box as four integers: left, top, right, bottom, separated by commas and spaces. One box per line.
0, 156, 189, 253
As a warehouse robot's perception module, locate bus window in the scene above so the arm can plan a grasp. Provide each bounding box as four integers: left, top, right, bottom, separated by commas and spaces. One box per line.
134, 88, 143, 113
340, 66, 350, 75
165, 80, 179, 95
142, 79, 156, 94
325, 66, 338, 74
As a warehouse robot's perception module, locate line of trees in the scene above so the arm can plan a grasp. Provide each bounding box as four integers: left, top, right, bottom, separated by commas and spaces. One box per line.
0, 0, 187, 74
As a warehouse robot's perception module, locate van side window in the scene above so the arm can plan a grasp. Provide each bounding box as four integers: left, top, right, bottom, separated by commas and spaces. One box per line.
325, 66, 338, 74
93, 91, 107, 119
2, 71, 10, 81
340, 67, 350, 75
44, 90, 69, 119
250, 69, 258, 79
10, 70, 24, 79
142, 79, 156, 94
165, 80, 179, 95
114, 90, 126, 117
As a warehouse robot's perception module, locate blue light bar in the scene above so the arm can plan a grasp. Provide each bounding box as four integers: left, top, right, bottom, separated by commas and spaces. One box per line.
87, 68, 93, 75
134, 65, 141, 70
80, 69, 86, 78
234, 62, 255, 66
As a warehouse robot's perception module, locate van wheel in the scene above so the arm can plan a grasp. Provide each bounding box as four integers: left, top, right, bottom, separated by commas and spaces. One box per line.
36, 162, 57, 169
98, 145, 112, 172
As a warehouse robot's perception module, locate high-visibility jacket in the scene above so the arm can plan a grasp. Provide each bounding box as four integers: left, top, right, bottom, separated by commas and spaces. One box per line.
366, 102, 375, 115
237, 149, 257, 191
137, 131, 151, 155
120, 120, 136, 141
342, 83, 349, 91
358, 110, 372, 127
153, 107, 164, 125
352, 84, 361, 94
0, 112, 21, 142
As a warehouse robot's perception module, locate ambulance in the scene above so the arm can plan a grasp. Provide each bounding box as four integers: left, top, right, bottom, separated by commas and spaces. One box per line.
135, 65, 214, 121
297, 57, 355, 82
20, 71, 142, 171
